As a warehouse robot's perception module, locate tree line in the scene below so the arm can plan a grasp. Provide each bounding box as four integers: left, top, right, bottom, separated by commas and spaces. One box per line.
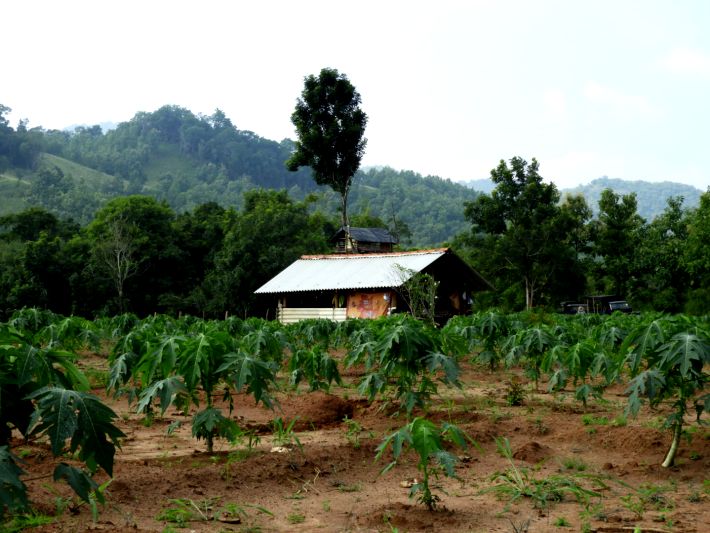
1, 174, 707, 319
0, 192, 336, 319
454, 156, 710, 314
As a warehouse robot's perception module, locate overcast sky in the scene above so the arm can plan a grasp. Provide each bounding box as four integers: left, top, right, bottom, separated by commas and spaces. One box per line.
4, 0, 710, 190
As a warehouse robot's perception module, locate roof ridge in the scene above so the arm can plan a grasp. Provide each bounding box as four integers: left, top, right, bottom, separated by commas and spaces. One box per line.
301, 247, 449, 260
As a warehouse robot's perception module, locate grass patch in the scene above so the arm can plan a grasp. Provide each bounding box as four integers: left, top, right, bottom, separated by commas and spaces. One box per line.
482, 438, 604, 511
1, 512, 54, 533
287, 513, 305, 524
560, 457, 588, 472
581, 414, 609, 426
336, 483, 362, 493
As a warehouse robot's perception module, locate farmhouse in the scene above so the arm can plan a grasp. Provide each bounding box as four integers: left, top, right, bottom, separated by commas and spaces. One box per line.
255, 246, 492, 324
330, 226, 399, 254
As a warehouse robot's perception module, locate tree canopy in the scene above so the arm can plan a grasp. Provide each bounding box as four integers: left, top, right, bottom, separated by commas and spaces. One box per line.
462, 157, 572, 309
286, 68, 368, 229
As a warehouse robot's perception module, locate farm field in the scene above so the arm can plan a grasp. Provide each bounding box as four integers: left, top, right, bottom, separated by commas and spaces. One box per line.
2, 311, 709, 532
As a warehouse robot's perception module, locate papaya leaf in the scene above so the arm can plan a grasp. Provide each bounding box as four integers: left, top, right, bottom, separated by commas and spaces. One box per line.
107, 352, 131, 393
656, 333, 709, 379
27, 387, 124, 476
345, 337, 376, 367
288, 347, 341, 391
625, 369, 666, 416
13, 344, 89, 393
410, 418, 443, 466
547, 368, 568, 392
145, 334, 186, 384
357, 372, 386, 401
375, 424, 411, 464
53, 463, 99, 504
136, 376, 189, 415
596, 325, 626, 350
424, 352, 461, 387
441, 421, 472, 449
0, 445, 28, 519
432, 449, 459, 478
622, 318, 666, 373
192, 407, 240, 443
180, 333, 211, 390
218, 354, 276, 409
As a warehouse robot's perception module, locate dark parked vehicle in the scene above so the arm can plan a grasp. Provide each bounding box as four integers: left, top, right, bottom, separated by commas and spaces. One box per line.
560, 296, 632, 315
560, 301, 588, 314
584, 295, 633, 314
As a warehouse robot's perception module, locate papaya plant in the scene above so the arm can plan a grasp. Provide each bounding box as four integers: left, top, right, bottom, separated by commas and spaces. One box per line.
288, 345, 342, 392
376, 417, 472, 510
503, 324, 557, 389
0, 322, 124, 518
109, 317, 283, 453
346, 315, 460, 415
285, 319, 342, 392
626, 331, 709, 467
472, 310, 510, 369
543, 339, 611, 407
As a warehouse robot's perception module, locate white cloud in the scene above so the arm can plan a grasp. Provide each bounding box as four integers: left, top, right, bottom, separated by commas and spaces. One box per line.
583, 82, 658, 118
659, 47, 710, 76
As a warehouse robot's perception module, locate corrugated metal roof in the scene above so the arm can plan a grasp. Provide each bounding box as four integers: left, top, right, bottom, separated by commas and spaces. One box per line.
255, 249, 447, 294
330, 227, 398, 244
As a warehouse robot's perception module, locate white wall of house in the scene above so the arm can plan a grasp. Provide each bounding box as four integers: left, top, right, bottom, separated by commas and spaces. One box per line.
277, 307, 347, 324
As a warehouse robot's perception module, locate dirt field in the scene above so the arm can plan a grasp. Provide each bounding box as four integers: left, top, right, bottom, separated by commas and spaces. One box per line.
11, 355, 710, 533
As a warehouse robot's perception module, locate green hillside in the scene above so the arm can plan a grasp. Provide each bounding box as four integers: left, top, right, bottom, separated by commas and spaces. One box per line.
0, 172, 30, 214
40, 153, 122, 186
0, 105, 479, 246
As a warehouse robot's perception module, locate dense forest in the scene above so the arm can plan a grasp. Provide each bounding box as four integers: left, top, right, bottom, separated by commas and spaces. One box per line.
0, 104, 477, 247
1, 103, 708, 318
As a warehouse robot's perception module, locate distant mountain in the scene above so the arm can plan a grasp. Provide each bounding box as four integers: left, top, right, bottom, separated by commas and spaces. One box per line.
462, 178, 496, 194
63, 122, 118, 133
563, 177, 703, 221
464, 176, 704, 221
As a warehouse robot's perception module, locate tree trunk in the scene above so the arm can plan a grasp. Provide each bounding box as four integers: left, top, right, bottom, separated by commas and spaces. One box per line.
207, 433, 214, 454
341, 187, 349, 229
341, 187, 352, 252
661, 419, 682, 468
524, 277, 534, 310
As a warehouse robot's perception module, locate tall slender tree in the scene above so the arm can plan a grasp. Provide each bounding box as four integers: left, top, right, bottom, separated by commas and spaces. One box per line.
286, 68, 368, 235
